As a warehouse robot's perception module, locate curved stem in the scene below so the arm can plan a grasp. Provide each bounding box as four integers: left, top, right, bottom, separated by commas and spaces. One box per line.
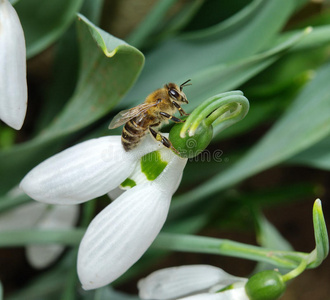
282, 258, 307, 282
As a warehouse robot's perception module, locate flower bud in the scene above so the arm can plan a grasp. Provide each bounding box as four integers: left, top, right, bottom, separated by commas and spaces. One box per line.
169, 121, 213, 158
245, 270, 286, 300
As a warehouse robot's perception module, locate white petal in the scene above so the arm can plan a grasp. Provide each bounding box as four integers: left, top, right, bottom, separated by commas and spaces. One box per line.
152, 152, 187, 195
26, 204, 79, 269
138, 265, 236, 300
0, 0, 27, 130
121, 147, 186, 191
77, 183, 172, 290
0, 202, 47, 230
173, 172, 183, 194
178, 294, 220, 300
77, 146, 186, 289
178, 288, 249, 300
20, 135, 163, 205
109, 147, 185, 197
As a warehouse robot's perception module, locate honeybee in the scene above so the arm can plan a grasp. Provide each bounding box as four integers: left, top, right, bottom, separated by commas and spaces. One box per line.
109, 80, 191, 153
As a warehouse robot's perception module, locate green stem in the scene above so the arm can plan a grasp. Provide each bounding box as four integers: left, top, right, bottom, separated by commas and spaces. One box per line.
80, 199, 96, 228
61, 250, 78, 300
0, 281, 3, 300
0, 193, 31, 213
282, 258, 307, 282
0, 229, 84, 247
152, 233, 309, 269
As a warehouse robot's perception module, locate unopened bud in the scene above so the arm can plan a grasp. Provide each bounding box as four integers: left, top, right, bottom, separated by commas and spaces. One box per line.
245, 270, 286, 300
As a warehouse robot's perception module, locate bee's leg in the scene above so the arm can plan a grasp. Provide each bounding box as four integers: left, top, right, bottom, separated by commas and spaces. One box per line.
149, 127, 180, 155
172, 101, 189, 116
159, 112, 185, 123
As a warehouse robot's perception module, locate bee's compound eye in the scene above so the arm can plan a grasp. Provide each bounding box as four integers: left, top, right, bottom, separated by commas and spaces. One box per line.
169, 89, 179, 99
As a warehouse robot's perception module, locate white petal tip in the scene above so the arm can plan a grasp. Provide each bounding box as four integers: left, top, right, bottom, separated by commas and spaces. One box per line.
81, 283, 95, 291
2, 117, 25, 130
77, 184, 171, 290
20, 136, 133, 205
0, 0, 27, 131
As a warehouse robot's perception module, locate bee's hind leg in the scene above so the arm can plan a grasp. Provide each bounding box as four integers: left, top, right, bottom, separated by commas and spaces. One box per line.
149, 127, 180, 155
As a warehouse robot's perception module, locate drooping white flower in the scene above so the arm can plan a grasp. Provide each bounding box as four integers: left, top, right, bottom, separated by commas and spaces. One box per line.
78, 149, 186, 289
0, 200, 79, 268
20, 135, 187, 289
138, 264, 248, 300
0, 0, 27, 130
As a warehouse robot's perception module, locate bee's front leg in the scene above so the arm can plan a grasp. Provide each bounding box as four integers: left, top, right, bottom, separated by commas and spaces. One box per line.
172, 101, 189, 116
159, 112, 185, 123
149, 127, 180, 155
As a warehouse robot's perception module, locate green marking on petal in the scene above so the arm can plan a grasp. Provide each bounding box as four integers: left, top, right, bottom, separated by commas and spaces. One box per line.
216, 284, 235, 293
120, 178, 136, 188
140, 151, 168, 181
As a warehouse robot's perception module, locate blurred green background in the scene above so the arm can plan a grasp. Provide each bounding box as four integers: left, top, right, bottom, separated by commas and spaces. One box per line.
1, 0, 330, 299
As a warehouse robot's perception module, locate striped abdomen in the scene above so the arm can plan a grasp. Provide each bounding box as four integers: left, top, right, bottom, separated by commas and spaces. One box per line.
121, 119, 147, 151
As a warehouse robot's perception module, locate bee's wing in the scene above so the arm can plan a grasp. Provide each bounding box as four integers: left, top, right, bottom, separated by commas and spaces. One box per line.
108, 102, 158, 129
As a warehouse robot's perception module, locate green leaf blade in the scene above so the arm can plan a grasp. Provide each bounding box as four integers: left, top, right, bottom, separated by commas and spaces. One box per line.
123, 0, 304, 106
310, 199, 329, 267
15, 0, 84, 58
45, 14, 145, 135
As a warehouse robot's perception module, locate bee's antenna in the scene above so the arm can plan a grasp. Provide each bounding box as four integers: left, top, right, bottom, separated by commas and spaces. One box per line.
180, 79, 192, 91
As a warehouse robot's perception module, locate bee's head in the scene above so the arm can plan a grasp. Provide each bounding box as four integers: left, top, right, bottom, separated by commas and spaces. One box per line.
166, 80, 191, 104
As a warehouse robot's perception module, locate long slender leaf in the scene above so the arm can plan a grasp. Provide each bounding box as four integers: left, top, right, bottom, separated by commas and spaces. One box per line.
45, 14, 144, 134
256, 214, 293, 251
0, 229, 84, 247
288, 135, 330, 170
126, 0, 178, 48
122, 0, 303, 107
153, 0, 206, 43
7, 251, 76, 300
35, 0, 106, 132
185, 27, 310, 111
309, 199, 329, 267
153, 233, 307, 268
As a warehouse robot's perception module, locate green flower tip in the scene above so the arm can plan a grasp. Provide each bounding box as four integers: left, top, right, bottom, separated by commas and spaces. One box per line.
245, 270, 286, 300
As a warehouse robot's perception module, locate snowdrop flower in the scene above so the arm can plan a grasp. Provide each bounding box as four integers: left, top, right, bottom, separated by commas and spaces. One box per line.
138, 264, 248, 300
0, 200, 79, 268
0, 0, 27, 130
20, 134, 187, 289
